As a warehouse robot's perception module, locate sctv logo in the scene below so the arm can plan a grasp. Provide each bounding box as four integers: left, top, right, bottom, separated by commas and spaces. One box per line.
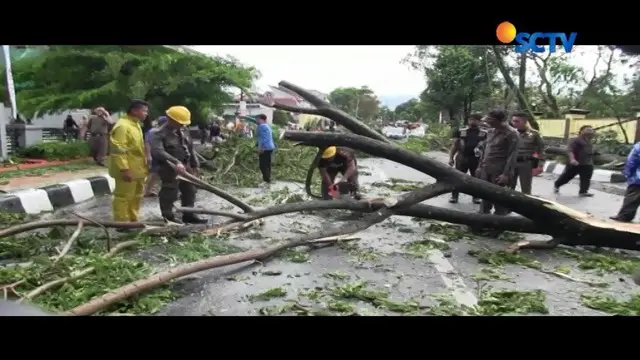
496, 21, 577, 54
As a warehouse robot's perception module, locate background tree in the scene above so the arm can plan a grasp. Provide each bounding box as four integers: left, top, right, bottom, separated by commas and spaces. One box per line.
378, 106, 395, 122
1, 46, 257, 125
394, 98, 431, 122
328, 86, 381, 123
404, 45, 639, 132
405, 46, 497, 126
272, 109, 295, 127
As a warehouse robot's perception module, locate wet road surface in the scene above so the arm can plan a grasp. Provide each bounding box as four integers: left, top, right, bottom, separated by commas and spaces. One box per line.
47, 151, 639, 316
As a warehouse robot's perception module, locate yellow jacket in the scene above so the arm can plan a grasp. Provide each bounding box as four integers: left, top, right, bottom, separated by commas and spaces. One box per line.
108, 115, 147, 180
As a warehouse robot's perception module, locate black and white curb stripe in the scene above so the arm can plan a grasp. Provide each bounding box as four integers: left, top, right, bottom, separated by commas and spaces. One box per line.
543, 161, 626, 183
0, 175, 115, 215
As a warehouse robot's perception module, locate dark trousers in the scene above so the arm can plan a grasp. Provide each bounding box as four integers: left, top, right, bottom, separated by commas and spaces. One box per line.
451, 154, 479, 199
510, 160, 534, 195
479, 170, 510, 215
615, 184, 640, 221
259, 150, 273, 183
63, 128, 77, 141
158, 167, 197, 219
554, 164, 593, 193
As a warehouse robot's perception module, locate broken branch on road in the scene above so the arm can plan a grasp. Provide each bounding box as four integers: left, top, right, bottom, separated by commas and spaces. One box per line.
2, 80, 639, 316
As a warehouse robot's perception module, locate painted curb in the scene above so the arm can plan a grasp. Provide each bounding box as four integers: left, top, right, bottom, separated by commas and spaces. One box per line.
543, 161, 626, 184
0, 175, 115, 215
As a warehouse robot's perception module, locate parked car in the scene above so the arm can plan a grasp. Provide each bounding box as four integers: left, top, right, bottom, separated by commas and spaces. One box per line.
382, 126, 407, 140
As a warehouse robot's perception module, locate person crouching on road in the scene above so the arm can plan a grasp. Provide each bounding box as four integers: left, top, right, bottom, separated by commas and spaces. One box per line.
150, 106, 207, 224
610, 141, 640, 222
509, 112, 545, 195
109, 99, 149, 223
448, 113, 486, 204
256, 114, 275, 186
143, 116, 168, 197
318, 146, 361, 200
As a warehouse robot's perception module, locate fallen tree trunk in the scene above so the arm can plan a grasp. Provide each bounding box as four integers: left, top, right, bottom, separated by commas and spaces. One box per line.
266, 81, 639, 250
271, 81, 390, 144
282, 130, 640, 250
181, 199, 542, 234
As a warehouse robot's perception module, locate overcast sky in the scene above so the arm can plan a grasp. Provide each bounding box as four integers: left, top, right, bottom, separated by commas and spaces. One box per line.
192, 46, 424, 97
191, 45, 633, 99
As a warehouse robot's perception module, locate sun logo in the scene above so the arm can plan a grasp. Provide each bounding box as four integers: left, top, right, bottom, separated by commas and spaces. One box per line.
496, 21, 517, 44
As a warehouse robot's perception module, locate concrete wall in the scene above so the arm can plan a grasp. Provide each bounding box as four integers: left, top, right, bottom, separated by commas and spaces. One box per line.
538, 116, 638, 142
16, 108, 91, 128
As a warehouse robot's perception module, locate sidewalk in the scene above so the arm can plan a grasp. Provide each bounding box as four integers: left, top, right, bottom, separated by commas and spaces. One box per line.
0, 168, 110, 192
0, 167, 114, 214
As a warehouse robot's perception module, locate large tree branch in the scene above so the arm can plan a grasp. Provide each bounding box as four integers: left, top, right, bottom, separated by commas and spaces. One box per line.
67, 182, 445, 316
277, 81, 390, 143
181, 197, 542, 234
282, 130, 640, 250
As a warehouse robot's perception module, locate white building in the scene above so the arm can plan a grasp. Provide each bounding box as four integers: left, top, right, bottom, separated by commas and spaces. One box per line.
221, 103, 274, 124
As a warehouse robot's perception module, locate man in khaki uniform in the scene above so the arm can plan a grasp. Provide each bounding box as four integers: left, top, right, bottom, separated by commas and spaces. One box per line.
509, 112, 545, 195
151, 106, 207, 224
87, 107, 113, 165
476, 109, 520, 215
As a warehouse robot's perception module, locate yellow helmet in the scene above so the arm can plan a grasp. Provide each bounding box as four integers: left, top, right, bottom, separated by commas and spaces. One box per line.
166, 106, 191, 125
322, 146, 337, 159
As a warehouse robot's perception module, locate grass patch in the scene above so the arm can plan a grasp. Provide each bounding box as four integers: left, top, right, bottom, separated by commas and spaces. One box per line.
0, 225, 245, 315
0, 162, 99, 181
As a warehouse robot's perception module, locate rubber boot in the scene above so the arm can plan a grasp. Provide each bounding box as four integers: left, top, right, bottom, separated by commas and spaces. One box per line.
182, 213, 208, 224
163, 214, 183, 224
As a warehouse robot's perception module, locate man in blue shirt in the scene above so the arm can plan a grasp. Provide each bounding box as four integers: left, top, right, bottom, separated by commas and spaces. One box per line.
610, 142, 640, 222
256, 114, 275, 185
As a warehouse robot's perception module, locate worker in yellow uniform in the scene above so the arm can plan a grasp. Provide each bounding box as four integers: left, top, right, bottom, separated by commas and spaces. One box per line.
109, 99, 149, 223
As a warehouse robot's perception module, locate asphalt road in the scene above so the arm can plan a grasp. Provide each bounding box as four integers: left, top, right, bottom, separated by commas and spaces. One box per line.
47, 151, 640, 316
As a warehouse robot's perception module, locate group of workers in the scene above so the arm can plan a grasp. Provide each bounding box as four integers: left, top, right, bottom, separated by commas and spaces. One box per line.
310, 108, 592, 212
105, 101, 277, 224
448, 109, 600, 215
97, 97, 638, 226
108, 100, 206, 225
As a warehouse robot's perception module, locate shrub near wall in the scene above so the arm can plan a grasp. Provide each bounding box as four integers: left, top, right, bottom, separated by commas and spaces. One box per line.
18, 141, 91, 161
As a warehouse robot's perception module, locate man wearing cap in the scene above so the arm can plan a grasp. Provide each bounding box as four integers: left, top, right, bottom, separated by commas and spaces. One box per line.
87, 107, 113, 166
318, 146, 361, 200
109, 100, 149, 223
150, 106, 207, 224
143, 116, 168, 197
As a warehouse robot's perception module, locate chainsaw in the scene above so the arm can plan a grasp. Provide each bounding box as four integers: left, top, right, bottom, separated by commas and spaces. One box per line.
328, 181, 360, 200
